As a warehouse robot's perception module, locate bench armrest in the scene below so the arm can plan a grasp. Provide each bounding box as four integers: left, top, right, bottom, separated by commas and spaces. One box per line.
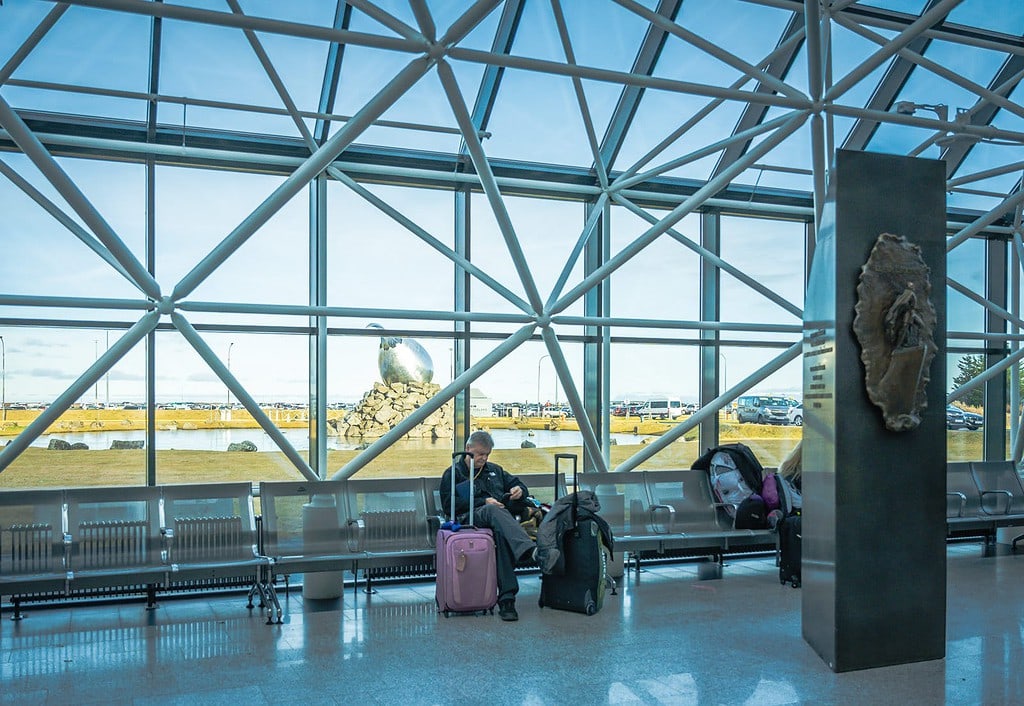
980, 489, 1013, 515
345, 518, 364, 552
649, 504, 675, 534
427, 515, 443, 546
946, 491, 967, 518
160, 527, 174, 563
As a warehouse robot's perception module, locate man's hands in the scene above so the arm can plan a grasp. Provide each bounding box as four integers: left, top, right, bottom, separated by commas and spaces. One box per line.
485, 485, 523, 508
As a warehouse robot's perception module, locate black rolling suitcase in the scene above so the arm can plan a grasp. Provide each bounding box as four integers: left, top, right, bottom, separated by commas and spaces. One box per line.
538, 454, 613, 615
778, 514, 802, 588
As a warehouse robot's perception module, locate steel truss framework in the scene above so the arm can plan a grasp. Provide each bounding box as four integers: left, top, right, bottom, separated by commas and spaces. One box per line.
1, 0, 1024, 481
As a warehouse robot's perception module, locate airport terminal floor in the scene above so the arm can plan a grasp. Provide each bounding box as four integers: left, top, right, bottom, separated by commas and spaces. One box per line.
2, 542, 1021, 705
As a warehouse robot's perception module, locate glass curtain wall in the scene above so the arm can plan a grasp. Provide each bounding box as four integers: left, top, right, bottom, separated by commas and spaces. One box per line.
2, 1, 1021, 489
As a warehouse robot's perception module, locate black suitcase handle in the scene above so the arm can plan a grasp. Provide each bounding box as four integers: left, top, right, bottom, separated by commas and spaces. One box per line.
555, 453, 579, 524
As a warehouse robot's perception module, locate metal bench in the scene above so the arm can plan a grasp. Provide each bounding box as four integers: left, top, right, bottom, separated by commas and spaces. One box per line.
946, 462, 997, 543
644, 469, 777, 553
64, 485, 167, 605
160, 482, 278, 621
259, 479, 362, 605
578, 471, 672, 560
345, 477, 438, 592
0, 488, 68, 619
969, 461, 1024, 549
579, 470, 777, 575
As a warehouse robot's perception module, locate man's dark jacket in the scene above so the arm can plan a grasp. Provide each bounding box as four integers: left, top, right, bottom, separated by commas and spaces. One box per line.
439, 460, 528, 522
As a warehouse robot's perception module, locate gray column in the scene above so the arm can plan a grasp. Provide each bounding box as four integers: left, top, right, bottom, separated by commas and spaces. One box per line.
802, 150, 947, 672
984, 236, 1008, 460
583, 198, 610, 472
699, 209, 722, 445
453, 188, 470, 449
309, 176, 328, 477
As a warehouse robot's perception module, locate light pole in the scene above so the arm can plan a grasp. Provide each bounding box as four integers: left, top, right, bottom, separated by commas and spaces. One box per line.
104, 330, 109, 407
537, 354, 550, 417
1, 335, 5, 422
93, 339, 99, 404
720, 352, 729, 417
227, 342, 235, 408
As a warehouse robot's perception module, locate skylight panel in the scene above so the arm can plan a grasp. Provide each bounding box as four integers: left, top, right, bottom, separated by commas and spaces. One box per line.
475, 67, 602, 167
945, 0, 1024, 36
159, 17, 307, 137
854, 0, 930, 13
611, 88, 748, 180
556, 0, 654, 75
5, 5, 151, 121
867, 39, 1010, 157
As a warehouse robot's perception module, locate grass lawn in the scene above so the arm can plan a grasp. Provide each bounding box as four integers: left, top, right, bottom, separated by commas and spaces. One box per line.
0, 418, 984, 490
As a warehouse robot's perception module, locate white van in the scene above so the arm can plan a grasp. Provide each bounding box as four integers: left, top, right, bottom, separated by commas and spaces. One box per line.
635, 398, 684, 420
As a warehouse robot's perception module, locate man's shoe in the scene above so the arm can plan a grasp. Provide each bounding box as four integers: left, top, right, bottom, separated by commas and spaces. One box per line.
498, 600, 518, 621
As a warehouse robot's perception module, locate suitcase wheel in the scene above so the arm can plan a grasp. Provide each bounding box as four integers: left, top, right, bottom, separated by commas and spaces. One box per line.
443, 610, 450, 618
585, 602, 596, 616
791, 578, 801, 588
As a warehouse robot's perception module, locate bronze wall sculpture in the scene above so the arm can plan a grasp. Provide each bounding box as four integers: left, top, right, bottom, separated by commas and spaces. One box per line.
852, 233, 937, 432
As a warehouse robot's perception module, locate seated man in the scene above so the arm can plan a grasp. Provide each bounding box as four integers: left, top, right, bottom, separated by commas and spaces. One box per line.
439, 430, 537, 621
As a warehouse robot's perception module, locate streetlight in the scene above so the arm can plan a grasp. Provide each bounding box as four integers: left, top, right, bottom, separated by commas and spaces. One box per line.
1, 335, 5, 422
93, 339, 99, 403
536, 354, 550, 417
226, 342, 235, 408
720, 352, 729, 417
104, 330, 109, 407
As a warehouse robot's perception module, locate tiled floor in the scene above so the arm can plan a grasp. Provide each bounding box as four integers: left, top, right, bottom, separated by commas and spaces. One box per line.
2, 542, 1021, 705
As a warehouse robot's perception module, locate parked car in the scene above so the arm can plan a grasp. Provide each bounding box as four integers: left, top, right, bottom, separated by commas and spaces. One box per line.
635, 398, 685, 420
787, 403, 803, 426
612, 402, 643, 416
735, 395, 791, 424
962, 410, 983, 430
946, 406, 967, 430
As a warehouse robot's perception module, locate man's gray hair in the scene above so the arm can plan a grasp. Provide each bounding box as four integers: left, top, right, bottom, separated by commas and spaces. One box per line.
466, 430, 494, 450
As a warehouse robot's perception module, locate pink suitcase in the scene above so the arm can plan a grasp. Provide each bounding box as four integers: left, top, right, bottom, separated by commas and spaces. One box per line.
436, 452, 498, 616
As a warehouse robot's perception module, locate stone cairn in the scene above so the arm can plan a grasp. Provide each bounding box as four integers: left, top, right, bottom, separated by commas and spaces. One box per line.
330, 381, 453, 440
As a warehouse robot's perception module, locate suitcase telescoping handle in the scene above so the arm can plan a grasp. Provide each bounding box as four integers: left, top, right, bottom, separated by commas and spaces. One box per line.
451, 451, 475, 527
554, 453, 578, 523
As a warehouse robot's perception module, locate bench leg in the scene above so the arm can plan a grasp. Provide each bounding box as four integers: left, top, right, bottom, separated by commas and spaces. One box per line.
145, 585, 159, 611
11, 596, 24, 621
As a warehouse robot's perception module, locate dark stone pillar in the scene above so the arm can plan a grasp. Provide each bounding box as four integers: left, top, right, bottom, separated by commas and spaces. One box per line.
802, 150, 947, 672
